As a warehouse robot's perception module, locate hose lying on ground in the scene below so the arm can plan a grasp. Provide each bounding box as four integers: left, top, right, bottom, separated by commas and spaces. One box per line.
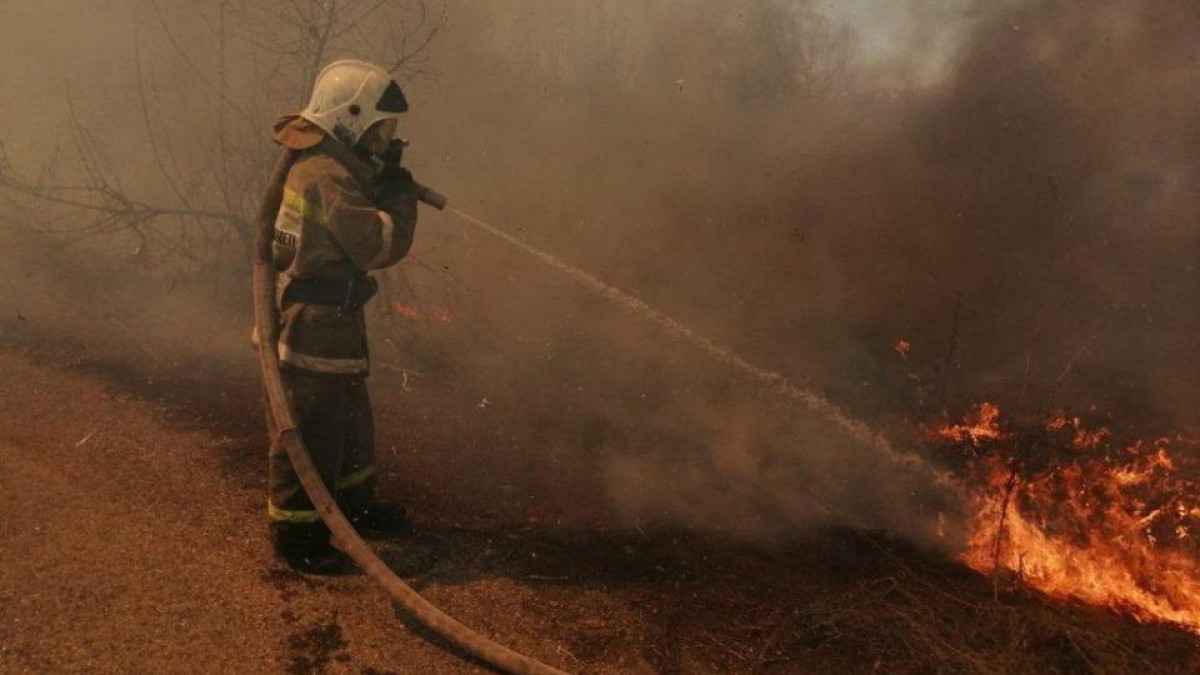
253, 149, 567, 675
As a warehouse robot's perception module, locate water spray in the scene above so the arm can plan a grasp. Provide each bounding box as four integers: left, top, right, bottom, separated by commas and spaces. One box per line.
444, 207, 956, 490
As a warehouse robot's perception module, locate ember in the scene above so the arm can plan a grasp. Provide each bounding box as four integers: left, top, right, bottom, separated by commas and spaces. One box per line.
391, 302, 454, 323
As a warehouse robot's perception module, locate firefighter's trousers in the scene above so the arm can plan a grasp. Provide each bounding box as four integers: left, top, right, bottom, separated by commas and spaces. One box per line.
267, 368, 378, 532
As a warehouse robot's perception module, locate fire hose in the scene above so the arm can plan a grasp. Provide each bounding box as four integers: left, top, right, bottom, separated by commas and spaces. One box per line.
253, 148, 567, 675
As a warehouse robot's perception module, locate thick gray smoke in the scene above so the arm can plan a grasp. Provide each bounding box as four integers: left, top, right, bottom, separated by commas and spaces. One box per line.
2, 1, 1197, 548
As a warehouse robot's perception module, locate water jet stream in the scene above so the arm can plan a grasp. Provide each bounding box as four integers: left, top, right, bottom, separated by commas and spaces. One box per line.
447, 207, 956, 490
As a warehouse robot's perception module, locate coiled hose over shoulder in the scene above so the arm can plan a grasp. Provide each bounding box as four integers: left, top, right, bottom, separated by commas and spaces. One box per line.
253, 149, 567, 675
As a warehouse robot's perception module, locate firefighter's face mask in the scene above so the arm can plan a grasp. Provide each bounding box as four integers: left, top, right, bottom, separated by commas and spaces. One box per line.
360, 118, 398, 157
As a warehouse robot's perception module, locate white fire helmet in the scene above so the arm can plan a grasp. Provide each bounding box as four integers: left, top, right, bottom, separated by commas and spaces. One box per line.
300, 60, 409, 146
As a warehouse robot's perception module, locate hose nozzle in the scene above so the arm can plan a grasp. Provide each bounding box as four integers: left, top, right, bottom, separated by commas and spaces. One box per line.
416, 184, 448, 211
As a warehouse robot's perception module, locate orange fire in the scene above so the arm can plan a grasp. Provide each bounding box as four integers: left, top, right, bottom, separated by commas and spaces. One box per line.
936, 404, 1200, 634
931, 402, 1004, 446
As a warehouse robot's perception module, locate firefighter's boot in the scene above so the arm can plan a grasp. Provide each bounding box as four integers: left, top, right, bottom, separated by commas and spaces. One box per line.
270, 522, 357, 575
349, 501, 409, 537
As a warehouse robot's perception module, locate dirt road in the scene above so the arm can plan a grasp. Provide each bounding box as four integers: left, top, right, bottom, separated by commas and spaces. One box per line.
2, 338, 1198, 674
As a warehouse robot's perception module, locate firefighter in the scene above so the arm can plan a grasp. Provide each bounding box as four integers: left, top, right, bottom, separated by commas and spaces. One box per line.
265, 60, 417, 574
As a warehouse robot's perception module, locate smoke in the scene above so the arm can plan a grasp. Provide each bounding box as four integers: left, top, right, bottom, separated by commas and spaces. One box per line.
405, 0, 1200, 544
889, 1, 1200, 423
2, 1, 1198, 549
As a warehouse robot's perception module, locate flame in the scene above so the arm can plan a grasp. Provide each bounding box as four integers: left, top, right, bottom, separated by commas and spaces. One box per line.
1045, 410, 1111, 450
938, 404, 1200, 633
930, 402, 1004, 446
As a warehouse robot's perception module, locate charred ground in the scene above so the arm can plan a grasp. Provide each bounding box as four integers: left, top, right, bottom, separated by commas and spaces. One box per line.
2, 296, 1198, 674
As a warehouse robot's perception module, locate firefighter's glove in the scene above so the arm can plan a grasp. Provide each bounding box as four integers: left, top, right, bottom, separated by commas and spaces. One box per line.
378, 165, 415, 194
377, 171, 418, 224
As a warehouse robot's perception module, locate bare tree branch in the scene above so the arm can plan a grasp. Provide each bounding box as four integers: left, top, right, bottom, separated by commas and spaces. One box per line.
0, 0, 446, 283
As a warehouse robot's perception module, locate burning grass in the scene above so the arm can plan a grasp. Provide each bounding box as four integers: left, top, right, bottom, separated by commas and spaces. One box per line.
929, 403, 1200, 636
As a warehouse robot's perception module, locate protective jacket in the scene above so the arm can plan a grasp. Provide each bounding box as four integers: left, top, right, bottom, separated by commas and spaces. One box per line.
269, 115, 417, 375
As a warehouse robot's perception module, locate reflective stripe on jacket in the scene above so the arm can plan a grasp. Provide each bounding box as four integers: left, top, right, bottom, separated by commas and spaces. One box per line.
268, 120, 417, 375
